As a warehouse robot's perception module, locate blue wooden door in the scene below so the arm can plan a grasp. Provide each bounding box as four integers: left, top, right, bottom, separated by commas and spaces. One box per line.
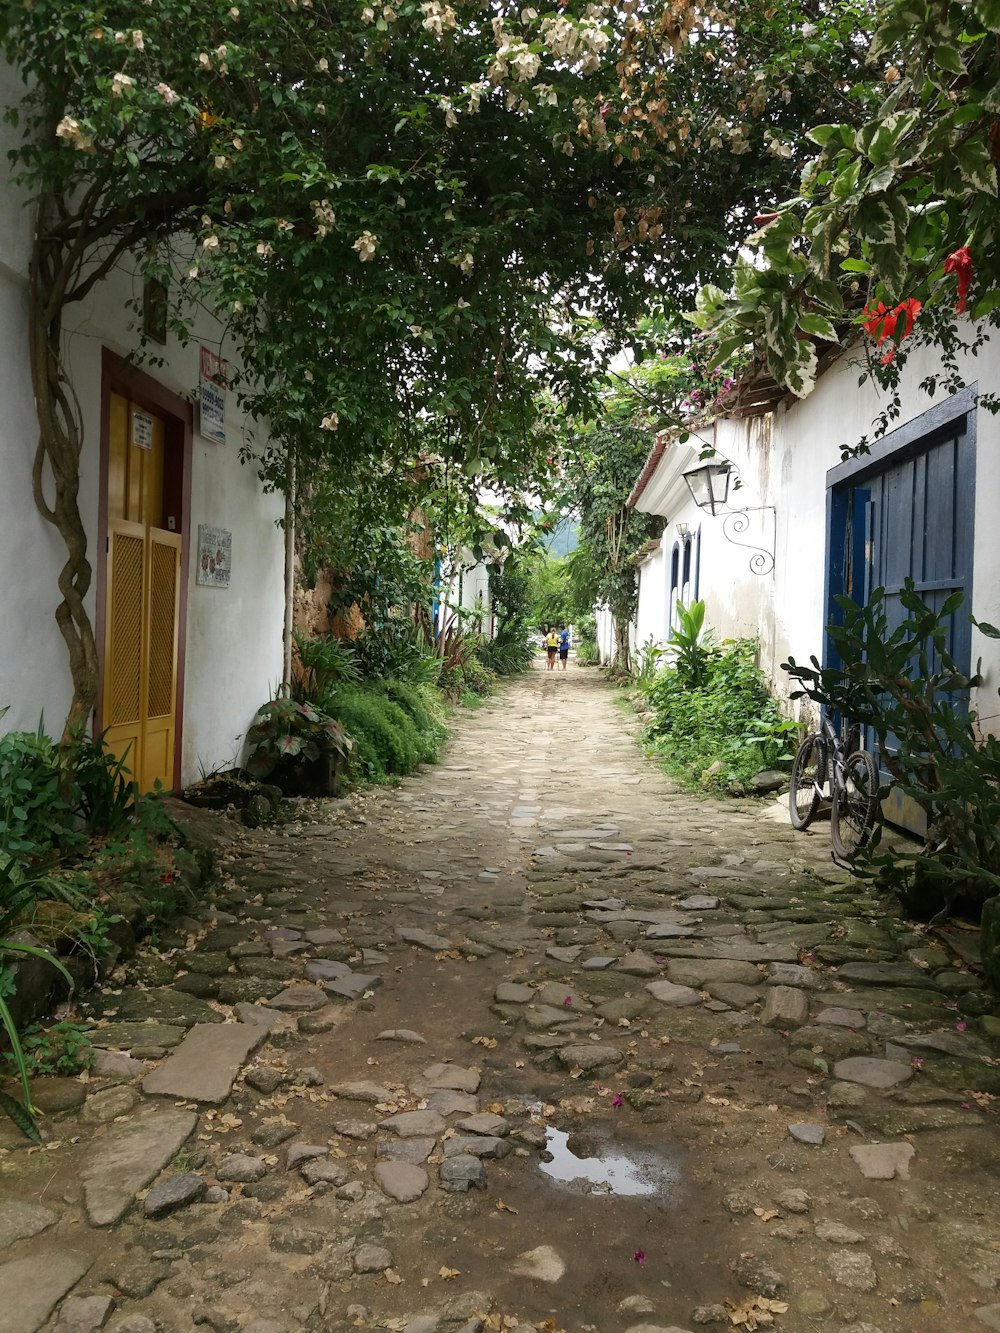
826, 395, 976, 834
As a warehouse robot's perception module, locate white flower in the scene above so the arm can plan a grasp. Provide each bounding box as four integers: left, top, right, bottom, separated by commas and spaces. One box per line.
304, 370, 313, 382
256, 240, 274, 257
202, 234, 220, 250
188, 265, 199, 279
275, 218, 293, 232
232, 300, 243, 313
229, 6, 240, 16
155, 82, 180, 106
321, 413, 339, 431
111, 72, 135, 96
113, 30, 126, 43
520, 7, 537, 21
317, 57, 329, 71
444, 207, 455, 221
214, 154, 229, 169
408, 324, 422, 336
198, 52, 211, 68
457, 297, 470, 308
353, 230, 378, 261
361, 5, 375, 22
131, 29, 145, 50
452, 251, 474, 275
310, 198, 336, 238
55, 116, 80, 140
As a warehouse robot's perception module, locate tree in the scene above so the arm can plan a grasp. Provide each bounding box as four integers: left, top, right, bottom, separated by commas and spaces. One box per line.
689, 0, 1000, 422
1, 0, 876, 733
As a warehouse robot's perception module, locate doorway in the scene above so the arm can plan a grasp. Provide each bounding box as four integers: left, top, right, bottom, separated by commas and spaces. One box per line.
99, 357, 191, 792
825, 388, 977, 833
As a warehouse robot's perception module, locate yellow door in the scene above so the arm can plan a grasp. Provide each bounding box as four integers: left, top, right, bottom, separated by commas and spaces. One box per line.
102, 394, 181, 792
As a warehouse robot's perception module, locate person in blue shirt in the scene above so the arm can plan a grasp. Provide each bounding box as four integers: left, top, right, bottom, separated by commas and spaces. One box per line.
558, 625, 570, 671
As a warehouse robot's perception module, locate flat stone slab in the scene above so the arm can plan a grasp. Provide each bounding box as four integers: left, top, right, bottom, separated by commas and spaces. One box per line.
836, 961, 928, 987
645, 924, 699, 939
0, 1252, 92, 1333
678, 895, 720, 910
375, 1028, 427, 1044
495, 983, 535, 1004
323, 972, 382, 1000
376, 1137, 437, 1164
767, 962, 823, 989
546, 946, 583, 963
848, 1142, 915, 1180
332, 1080, 393, 1104
892, 1029, 990, 1059
558, 1043, 625, 1072
266, 985, 328, 1011
379, 1109, 447, 1138
144, 1172, 206, 1218
815, 1007, 866, 1029
426, 1090, 478, 1116
833, 1057, 912, 1089
456, 1113, 509, 1137
374, 1160, 429, 1202
304, 959, 353, 982
582, 956, 617, 970
667, 959, 760, 988
234, 1003, 284, 1030
418, 1063, 480, 1093
763, 985, 809, 1028
89, 1022, 185, 1051
397, 926, 451, 950
788, 1122, 826, 1146
143, 1022, 266, 1103
82, 1105, 198, 1226
304, 928, 344, 945
0, 1201, 59, 1250
646, 980, 702, 1007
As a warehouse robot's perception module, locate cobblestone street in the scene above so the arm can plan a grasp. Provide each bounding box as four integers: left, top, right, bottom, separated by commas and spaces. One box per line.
2, 663, 1000, 1333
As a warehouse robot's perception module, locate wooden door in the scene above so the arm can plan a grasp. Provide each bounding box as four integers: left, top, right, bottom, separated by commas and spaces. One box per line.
102, 394, 181, 791
829, 407, 974, 835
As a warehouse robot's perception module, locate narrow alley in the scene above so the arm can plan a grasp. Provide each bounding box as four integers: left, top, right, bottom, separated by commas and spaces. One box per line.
2, 664, 999, 1333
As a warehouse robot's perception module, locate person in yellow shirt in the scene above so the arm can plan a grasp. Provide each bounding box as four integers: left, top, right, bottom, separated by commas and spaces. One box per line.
545, 627, 559, 671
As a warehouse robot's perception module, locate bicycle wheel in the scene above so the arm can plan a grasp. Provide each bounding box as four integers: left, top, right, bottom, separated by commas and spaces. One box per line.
831, 749, 880, 859
789, 733, 827, 831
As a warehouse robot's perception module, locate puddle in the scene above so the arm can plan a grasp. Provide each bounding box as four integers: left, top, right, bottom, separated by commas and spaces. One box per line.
539, 1126, 683, 1200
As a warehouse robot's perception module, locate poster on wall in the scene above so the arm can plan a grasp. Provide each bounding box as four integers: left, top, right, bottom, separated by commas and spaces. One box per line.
199, 346, 227, 445
196, 525, 232, 588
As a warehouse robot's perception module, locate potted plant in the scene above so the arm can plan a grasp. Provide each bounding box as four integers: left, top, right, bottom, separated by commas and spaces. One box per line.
244, 698, 353, 797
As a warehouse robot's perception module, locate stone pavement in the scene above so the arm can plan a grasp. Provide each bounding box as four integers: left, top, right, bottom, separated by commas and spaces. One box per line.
2, 663, 1000, 1333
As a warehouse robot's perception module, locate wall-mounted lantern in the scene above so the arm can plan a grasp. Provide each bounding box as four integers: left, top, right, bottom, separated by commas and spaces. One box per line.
681, 461, 732, 516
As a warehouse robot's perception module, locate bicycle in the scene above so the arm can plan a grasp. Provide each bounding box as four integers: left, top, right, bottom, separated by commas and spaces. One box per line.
788, 711, 880, 860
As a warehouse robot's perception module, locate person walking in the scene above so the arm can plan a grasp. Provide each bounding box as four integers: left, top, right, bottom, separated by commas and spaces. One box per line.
558, 624, 570, 671
545, 626, 559, 671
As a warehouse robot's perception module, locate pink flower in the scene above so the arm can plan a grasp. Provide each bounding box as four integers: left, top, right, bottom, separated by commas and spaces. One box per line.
633, 1249, 646, 1265
956, 1020, 967, 1032
612, 1093, 624, 1108
563, 996, 573, 1006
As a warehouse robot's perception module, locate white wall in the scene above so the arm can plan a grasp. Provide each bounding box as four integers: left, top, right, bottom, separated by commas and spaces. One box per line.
0, 61, 285, 781
632, 417, 775, 659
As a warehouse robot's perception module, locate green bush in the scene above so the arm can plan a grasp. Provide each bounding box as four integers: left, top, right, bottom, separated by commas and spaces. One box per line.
322, 681, 446, 782
477, 631, 534, 677
643, 638, 797, 789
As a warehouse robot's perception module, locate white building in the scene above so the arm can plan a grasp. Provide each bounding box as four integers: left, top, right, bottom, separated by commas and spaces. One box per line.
619, 335, 1000, 831
0, 64, 286, 789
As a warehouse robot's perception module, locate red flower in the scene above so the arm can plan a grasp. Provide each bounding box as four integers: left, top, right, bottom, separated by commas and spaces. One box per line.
943, 246, 973, 314
633, 1249, 646, 1265
863, 297, 921, 362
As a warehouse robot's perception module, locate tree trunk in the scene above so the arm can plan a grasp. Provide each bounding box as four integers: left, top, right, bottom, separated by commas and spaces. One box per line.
28, 195, 99, 743
612, 614, 631, 675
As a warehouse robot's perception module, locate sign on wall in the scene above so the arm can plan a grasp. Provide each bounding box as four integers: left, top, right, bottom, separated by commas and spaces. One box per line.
196, 525, 232, 588
199, 347, 227, 445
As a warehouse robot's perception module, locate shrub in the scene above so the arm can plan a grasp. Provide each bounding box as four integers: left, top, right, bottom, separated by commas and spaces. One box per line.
784, 580, 1000, 922
643, 637, 797, 789
244, 698, 352, 782
477, 631, 534, 677
322, 681, 446, 781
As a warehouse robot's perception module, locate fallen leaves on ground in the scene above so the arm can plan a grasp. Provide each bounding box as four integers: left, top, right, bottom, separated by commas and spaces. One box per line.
752, 1208, 779, 1222
496, 1198, 518, 1214
726, 1295, 789, 1328
438, 1266, 460, 1280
